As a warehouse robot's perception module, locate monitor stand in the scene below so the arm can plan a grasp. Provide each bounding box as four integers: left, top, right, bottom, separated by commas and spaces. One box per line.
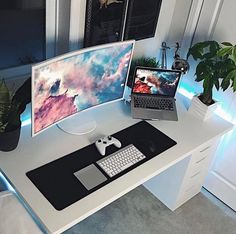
57, 111, 96, 135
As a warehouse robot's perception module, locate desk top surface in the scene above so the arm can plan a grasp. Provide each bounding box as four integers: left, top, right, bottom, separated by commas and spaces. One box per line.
0, 95, 233, 233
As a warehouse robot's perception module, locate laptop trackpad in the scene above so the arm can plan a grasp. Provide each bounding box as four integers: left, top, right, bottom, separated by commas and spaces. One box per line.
74, 164, 107, 190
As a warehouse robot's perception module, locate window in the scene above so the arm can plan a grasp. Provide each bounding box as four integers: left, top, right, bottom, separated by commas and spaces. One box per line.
0, 0, 71, 80
0, 1, 45, 74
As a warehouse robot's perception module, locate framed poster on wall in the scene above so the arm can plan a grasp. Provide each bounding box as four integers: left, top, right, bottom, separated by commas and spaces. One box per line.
124, 0, 162, 40
84, 0, 128, 47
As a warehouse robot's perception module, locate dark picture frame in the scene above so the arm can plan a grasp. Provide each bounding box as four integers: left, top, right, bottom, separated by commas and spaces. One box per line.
124, 0, 162, 40
84, 0, 128, 47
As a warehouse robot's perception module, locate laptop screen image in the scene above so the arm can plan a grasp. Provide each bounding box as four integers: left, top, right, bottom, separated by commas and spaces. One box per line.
132, 67, 181, 97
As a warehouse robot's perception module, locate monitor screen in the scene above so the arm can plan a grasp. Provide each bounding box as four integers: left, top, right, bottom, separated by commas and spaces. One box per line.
132, 68, 181, 97
32, 40, 135, 136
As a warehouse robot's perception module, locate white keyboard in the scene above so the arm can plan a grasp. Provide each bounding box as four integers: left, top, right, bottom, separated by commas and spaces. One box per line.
96, 144, 146, 178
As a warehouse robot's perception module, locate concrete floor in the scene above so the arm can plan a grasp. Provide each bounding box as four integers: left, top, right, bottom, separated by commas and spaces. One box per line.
64, 186, 236, 234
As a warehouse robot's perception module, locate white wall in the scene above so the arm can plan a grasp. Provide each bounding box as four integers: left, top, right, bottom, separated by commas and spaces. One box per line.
167, 0, 193, 46
133, 0, 177, 60
211, 0, 236, 43
69, 0, 86, 50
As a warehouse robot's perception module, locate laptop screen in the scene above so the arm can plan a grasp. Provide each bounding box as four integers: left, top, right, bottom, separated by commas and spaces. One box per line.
132, 67, 181, 97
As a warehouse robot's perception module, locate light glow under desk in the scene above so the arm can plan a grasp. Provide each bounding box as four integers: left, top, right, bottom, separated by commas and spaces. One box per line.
0, 95, 233, 233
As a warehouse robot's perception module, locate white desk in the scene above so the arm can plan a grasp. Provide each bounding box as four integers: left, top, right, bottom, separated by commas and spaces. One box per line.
0, 95, 233, 233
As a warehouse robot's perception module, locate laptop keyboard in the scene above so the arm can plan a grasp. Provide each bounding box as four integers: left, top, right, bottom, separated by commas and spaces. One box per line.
133, 96, 174, 111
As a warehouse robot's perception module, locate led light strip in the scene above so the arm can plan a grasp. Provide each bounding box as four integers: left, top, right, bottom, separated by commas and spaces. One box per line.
20, 84, 235, 127
21, 118, 31, 127
0, 171, 15, 192
177, 84, 235, 124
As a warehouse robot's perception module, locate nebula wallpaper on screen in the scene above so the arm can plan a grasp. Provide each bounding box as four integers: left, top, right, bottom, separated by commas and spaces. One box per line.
132, 69, 180, 97
33, 43, 133, 134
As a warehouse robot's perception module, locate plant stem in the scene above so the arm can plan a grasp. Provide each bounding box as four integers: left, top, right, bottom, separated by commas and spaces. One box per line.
201, 87, 213, 105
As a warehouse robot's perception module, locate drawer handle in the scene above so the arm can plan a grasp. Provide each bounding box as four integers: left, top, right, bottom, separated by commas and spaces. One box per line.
191, 171, 201, 178
196, 156, 207, 164
200, 146, 211, 153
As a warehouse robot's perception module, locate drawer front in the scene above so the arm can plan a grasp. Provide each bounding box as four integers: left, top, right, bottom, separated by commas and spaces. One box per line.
191, 139, 219, 164
185, 139, 219, 179
182, 168, 206, 190
187, 154, 210, 177
177, 184, 201, 208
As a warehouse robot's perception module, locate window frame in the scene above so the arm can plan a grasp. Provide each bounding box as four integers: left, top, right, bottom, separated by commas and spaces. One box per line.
0, 0, 71, 80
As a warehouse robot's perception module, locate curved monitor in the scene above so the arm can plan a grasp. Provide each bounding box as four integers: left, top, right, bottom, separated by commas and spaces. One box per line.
32, 40, 135, 136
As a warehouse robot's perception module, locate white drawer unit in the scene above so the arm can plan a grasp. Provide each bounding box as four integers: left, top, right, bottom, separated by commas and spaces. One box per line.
144, 137, 221, 211
175, 138, 220, 209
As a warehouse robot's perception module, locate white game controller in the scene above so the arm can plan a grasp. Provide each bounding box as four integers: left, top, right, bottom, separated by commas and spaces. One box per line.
95, 136, 122, 156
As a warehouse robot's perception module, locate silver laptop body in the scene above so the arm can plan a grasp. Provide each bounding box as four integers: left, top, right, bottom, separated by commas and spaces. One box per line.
131, 67, 181, 121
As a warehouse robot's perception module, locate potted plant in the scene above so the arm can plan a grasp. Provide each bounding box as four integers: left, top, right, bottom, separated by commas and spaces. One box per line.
187, 40, 236, 120
0, 78, 31, 151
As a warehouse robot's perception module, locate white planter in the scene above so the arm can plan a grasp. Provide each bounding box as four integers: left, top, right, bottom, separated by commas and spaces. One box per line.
188, 95, 219, 121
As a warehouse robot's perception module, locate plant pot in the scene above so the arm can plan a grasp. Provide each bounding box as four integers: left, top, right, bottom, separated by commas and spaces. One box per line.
0, 127, 21, 152
188, 95, 219, 120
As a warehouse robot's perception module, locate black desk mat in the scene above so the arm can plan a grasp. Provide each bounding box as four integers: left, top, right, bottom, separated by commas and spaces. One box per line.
26, 121, 176, 210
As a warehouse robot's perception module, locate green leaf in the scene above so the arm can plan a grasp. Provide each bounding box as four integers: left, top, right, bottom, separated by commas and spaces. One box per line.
222, 42, 233, 46
12, 77, 31, 115
195, 62, 206, 81
204, 52, 216, 59
198, 41, 217, 59
217, 47, 232, 57
216, 58, 236, 79
187, 41, 209, 60
221, 78, 230, 91
234, 76, 236, 92
232, 46, 236, 63
206, 41, 220, 58
5, 105, 21, 132
188, 41, 220, 60
187, 47, 203, 60
0, 79, 12, 131
195, 72, 206, 82
214, 78, 220, 90
0, 79, 11, 104
195, 60, 213, 82
225, 69, 236, 81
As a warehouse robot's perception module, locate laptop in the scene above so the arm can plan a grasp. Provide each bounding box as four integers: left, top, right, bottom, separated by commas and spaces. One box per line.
131, 67, 182, 121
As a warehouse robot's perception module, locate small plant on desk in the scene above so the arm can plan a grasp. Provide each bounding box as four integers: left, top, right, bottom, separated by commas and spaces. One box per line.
0, 78, 31, 151
187, 41, 236, 106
